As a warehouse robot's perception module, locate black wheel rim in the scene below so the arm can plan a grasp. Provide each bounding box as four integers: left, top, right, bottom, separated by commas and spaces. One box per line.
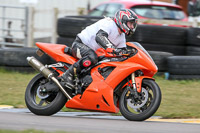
30, 77, 58, 108
123, 84, 155, 115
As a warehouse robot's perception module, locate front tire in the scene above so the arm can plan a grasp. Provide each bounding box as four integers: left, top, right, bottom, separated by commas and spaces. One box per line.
25, 74, 67, 116
119, 79, 161, 121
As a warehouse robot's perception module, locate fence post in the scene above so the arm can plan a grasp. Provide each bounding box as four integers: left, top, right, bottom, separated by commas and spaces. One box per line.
27, 6, 34, 47
1, 6, 6, 48
51, 8, 58, 44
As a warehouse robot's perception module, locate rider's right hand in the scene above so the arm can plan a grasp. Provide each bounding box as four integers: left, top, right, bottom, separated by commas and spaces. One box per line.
106, 48, 134, 56
115, 48, 135, 56
106, 48, 126, 55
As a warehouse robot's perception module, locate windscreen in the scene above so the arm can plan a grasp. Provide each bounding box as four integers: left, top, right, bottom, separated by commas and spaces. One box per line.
131, 5, 185, 20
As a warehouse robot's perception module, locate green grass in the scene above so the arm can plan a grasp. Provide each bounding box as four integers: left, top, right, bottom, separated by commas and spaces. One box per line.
0, 68, 35, 108
0, 68, 200, 118
155, 75, 200, 118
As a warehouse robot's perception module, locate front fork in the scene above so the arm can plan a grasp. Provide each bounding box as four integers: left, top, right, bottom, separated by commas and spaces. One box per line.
131, 73, 139, 98
131, 72, 155, 94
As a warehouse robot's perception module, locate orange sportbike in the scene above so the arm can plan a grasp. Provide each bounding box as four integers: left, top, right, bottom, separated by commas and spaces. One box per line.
25, 42, 161, 121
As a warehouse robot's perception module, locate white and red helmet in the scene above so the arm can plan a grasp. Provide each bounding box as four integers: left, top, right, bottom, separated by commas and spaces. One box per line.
114, 9, 138, 35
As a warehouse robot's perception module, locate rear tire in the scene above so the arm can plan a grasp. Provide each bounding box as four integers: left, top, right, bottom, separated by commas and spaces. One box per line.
25, 74, 67, 116
119, 79, 161, 121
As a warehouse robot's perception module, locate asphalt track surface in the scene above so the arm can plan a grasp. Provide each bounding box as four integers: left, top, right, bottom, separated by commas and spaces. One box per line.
0, 108, 200, 133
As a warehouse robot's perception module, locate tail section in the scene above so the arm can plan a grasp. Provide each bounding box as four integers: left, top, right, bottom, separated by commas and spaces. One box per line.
36, 42, 77, 64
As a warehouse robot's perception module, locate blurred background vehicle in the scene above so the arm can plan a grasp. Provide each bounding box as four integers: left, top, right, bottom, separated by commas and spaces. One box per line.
87, 0, 189, 27
88, 0, 188, 22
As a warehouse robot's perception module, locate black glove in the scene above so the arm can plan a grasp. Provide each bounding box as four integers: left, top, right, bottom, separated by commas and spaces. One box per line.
114, 48, 128, 55
114, 48, 135, 55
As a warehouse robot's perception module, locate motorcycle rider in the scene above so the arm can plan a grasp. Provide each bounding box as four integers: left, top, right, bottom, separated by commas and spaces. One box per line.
60, 9, 138, 90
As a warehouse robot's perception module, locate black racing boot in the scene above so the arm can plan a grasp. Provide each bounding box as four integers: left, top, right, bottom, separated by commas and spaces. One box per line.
60, 65, 75, 89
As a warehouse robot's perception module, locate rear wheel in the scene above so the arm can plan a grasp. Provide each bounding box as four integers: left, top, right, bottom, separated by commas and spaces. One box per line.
119, 79, 161, 121
25, 74, 67, 116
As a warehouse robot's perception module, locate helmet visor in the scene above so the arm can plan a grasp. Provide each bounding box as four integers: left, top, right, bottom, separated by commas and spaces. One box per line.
127, 20, 137, 31
128, 18, 137, 29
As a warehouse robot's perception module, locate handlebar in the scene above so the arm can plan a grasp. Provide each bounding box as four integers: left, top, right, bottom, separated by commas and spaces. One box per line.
112, 49, 136, 57
96, 48, 136, 58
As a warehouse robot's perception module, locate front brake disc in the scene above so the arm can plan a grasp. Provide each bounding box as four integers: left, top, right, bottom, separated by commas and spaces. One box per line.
127, 87, 148, 109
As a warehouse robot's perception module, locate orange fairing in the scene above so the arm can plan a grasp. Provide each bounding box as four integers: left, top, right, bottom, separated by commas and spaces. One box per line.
102, 43, 157, 89
65, 67, 119, 113
36, 42, 77, 64
66, 42, 157, 113
126, 42, 157, 75
135, 76, 155, 93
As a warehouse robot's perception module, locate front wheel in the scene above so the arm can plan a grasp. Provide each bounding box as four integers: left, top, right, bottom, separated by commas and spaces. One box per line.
119, 79, 161, 121
25, 74, 67, 116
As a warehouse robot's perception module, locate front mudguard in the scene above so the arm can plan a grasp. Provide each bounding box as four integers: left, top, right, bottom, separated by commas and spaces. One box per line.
135, 76, 155, 93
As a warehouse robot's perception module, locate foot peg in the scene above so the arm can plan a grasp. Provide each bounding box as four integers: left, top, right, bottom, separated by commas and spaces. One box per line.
57, 76, 75, 89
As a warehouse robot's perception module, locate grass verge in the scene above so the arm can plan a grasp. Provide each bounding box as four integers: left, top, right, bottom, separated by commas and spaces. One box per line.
0, 68, 200, 118
155, 75, 200, 118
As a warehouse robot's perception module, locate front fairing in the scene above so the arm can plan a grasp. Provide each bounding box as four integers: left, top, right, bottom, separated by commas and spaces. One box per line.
93, 43, 157, 89
126, 42, 158, 76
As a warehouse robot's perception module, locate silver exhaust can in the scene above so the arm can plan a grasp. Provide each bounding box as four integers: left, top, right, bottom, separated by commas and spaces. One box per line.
27, 56, 53, 79
27, 56, 72, 99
